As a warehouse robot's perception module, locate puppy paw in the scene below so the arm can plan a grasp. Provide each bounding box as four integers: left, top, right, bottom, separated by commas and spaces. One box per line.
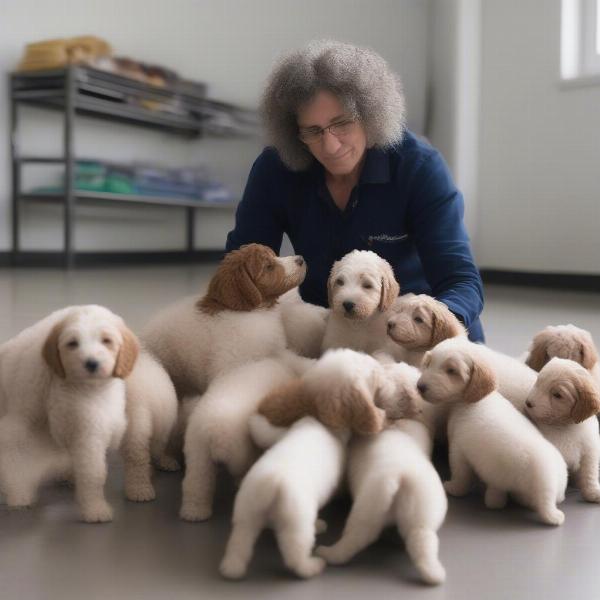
220, 555, 248, 580
538, 508, 565, 526
80, 501, 113, 523
315, 545, 346, 565
179, 502, 212, 522
154, 454, 181, 472
416, 559, 446, 586
293, 556, 326, 579
443, 480, 469, 497
125, 483, 156, 503
6, 491, 36, 509
582, 487, 600, 503
315, 519, 328, 534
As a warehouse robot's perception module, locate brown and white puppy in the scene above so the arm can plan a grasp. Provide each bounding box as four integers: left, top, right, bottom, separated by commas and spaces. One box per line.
0, 305, 138, 522
526, 324, 600, 384
386, 293, 466, 366
258, 348, 421, 436
142, 243, 307, 398
417, 338, 568, 525
321, 250, 405, 359
525, 357, 600, 502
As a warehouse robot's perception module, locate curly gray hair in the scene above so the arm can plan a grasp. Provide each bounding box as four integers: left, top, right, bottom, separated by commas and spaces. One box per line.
260, 39, 406, 171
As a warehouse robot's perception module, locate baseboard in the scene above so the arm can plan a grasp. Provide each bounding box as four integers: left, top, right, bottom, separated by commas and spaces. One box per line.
0, 250, 224, 267
480, 269, 600, 292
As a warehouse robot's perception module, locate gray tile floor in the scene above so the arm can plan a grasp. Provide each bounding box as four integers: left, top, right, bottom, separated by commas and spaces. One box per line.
1, 264, 599, 600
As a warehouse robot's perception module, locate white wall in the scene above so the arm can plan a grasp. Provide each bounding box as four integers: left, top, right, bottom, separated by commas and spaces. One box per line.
476, 0, 600, 274
0, 0, 431, 253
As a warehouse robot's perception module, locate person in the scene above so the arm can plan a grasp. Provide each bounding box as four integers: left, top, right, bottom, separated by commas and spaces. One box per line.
226, 39, 484, 342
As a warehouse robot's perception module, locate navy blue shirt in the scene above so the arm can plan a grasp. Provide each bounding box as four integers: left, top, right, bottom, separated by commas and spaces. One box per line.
226, 130, 484, 342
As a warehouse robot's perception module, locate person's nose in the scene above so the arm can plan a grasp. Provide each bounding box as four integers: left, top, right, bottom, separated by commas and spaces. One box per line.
322, 129, 342, 154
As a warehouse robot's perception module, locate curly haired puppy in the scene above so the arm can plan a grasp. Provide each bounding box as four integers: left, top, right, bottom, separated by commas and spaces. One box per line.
316, 418, 447, 585
321, 250, 404, 359
180, 350, 314, 522
526, 324, 599, 383
386, 293, 466, 366
220, 416, 348, 580
418, 338, 567, 526
142, 243, 306, 398
0, 305, 138, 522
525, 358, 600, 502
258, 348, 422, 435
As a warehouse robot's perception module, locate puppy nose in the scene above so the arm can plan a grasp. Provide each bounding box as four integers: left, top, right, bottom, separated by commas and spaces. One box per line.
85, 359, 99, 373
417, 382, 428, 395
525, 400, 533, 409
387, 320, 395, 331
343, 301, 355, 313
295, 256, 304, 266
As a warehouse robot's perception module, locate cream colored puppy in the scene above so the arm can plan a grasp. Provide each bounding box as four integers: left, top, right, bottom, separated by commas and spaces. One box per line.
220, 416, 348, 580
142, 244, 306, 398
321, 250, 404, 359
418, 338, 568, 526
316, 415, 447, 585
526, 324, 600, 384
0, 305, 138, 522
122, 349, 180, 502
525, 358, 600, 502
180, 350, 314, 522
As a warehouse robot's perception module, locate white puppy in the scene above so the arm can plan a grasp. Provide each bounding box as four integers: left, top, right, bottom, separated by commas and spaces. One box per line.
180, 350, 314, 522
316, 416, 447, 585
220, 416, 348, 580
321, 250, 404, 359
526, 357, 600, 502
278, 287, 329, 358
122, 349, 180, 502
142, 244, 306, 398
0, 305, 138, 522
525, 324, 600, 384
418, 338, 568, 526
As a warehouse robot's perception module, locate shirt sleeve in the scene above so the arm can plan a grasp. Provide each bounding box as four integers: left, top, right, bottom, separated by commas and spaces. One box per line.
225, 150, 286, 254
407, 150, 484, 330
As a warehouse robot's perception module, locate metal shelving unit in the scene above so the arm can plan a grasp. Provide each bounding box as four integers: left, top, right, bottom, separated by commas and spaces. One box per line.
10, 66, 247, 267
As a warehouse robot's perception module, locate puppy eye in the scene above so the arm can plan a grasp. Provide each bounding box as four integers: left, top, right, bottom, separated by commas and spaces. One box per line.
102, 338, 112, 345
414, 316, 424, 324
552, 391, 563, 400
335, 278, 344, 286
362, 282, 373, 289
446, 367, 457, 376
266, 263, 275, 271
66, 340, 79, 349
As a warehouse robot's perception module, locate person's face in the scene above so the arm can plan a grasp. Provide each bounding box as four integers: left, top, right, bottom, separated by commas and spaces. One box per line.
297, 90, 368, 177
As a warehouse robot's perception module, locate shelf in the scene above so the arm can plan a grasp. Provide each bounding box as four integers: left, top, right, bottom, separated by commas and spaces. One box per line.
20, 191, 238, 210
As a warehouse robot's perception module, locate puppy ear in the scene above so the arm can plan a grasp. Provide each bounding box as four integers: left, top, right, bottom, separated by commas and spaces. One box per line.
463, 357, 497, 403
429, 300, 465, 347
42, 320, 66, 379
113, 325, 140, 379
579, 332, 599, 371
571, 371, 600, 423
378, 260, 400, 312
327, 260, 341, 308
258, 379, 309, 427
526, 329, 552, 371
421, 351, 432, 369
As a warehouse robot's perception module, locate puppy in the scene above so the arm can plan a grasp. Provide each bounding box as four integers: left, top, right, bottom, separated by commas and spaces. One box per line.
418, 338, 568, 526
525, 358, 600, 502
0, 305, 138, 522
386, 293, 466, 366
180, 350, 314, 522
142, 243, 306, 398
122, 349, 180, 502
278, 287, 329, 358
258, 348, 422, 435
321, 250, 404, 359
220, 416, 348, 579
316, 417, 447, 585
526, 324, 600, 383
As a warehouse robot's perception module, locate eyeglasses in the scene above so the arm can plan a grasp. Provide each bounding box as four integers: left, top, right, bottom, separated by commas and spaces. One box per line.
297, 117, 358, 145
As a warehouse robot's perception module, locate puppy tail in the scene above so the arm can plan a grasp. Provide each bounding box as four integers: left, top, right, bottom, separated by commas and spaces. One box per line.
258, 379, 311, 427
248, 413, 288, 449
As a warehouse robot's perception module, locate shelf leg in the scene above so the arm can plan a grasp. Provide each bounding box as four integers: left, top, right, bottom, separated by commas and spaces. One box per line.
10, 95, 20, 266
186, 206, 195, 258
64, 66, 76, 268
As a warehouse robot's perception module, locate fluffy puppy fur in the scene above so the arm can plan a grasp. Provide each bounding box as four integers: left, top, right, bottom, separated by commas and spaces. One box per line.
418, 338, 568, 526
321, 250, 405, 359
278, 287, 330, 358
0, 305, 138, 522
180, 350, 314, 522
121, 349, 180, 502
526, 324, 600, 383
386, 293, 466, 366
258, 348, 422, 435
142, 244, 306, 398
525, 358, 600, 502
316, 418, 447, 585
220, 416, 348, 580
